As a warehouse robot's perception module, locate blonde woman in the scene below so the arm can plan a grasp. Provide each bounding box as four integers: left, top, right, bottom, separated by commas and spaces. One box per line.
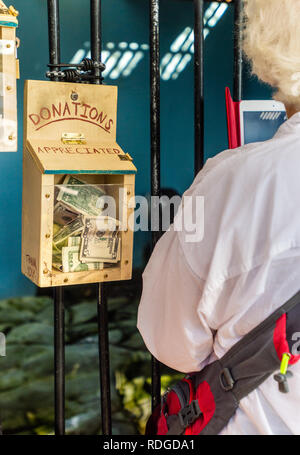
138, 0, 300, 435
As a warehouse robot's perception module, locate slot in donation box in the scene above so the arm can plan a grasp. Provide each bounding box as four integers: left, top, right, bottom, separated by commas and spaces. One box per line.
22, 80, 137, 287
0, 1, 19, 151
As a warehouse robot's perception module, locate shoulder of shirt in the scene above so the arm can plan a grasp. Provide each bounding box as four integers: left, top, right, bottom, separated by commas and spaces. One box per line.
190, 144, 253, 190
189, 133, 300, 194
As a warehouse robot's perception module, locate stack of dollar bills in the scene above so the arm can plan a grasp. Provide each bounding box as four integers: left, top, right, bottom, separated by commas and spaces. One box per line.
52, 175, 121, 273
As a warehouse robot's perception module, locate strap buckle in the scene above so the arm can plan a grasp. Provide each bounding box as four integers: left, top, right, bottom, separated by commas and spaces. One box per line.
220, 367, 235, 391
178, 400, 202, 429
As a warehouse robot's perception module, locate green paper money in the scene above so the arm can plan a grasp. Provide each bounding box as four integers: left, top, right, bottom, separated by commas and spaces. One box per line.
57, 175, 106, 217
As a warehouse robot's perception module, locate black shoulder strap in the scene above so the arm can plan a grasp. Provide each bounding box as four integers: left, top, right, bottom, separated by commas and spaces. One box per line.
199, 289, 300, 435
166, 289, 300, 436
221, 289, 300, 365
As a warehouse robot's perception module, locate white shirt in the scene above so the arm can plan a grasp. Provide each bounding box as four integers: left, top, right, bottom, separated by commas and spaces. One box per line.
137, 112, 300, 435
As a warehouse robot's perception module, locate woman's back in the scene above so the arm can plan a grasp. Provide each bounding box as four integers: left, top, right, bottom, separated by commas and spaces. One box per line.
138, 113, 300, 434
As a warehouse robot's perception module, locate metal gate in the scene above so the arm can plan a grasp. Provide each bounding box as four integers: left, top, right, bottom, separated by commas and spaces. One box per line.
149, 0, 243, 420
24, 0, 243, 436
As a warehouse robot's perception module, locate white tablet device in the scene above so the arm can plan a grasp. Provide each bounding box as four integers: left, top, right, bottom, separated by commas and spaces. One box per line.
239, 100, 287, 146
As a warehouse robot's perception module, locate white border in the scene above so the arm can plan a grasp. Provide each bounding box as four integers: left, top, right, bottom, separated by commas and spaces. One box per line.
239, 100, 286, 145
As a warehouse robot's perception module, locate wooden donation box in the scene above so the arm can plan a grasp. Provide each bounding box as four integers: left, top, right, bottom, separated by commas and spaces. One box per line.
0, 1, 19, 151
22, 80, 137, 287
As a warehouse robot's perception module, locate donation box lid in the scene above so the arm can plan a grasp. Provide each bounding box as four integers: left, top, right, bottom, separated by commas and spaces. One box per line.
24, 80, 137, 175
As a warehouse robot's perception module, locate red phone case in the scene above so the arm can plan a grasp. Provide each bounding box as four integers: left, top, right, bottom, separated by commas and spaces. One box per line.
225, 87, 241, 149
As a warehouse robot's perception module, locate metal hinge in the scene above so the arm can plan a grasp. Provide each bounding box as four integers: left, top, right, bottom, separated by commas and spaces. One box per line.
61, 132, 86, 145
118, 153, 133, 161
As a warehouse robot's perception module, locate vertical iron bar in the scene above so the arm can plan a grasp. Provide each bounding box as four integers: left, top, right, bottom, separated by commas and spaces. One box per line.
194, 0, 204, 176
97, 284, 111, 435
90, 0, 112, 435
47, 0, 65, 436
47, 0, 61, 80
54, 287, 65, 435
90, 0, 101, 85
233, 0, 243, 102
149, 0, 161, 411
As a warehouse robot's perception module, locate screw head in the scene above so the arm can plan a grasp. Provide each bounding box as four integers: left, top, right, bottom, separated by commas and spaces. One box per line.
71, 91, 78, 101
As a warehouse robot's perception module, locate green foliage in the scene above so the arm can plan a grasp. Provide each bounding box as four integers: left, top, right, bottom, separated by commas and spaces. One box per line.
0, 277, 181, 435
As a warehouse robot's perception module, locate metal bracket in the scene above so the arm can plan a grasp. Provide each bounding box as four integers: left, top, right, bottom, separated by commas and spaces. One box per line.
46, 58, 106, 83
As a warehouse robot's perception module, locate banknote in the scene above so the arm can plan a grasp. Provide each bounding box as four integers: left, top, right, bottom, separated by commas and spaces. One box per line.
54, 186, 59, 205
52, 251, 62, 272
53, 227, 68, 250
54, 202, 79, 226
62, 246, 103, 273
79, 217, 120, 263
67, 236, 81, 247
83, 240, 121, 263
53, 216, 84, 246
57, 175, 106, 217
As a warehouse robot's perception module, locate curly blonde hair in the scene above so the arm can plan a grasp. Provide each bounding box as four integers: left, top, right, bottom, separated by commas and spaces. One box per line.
243, 0, 300, 110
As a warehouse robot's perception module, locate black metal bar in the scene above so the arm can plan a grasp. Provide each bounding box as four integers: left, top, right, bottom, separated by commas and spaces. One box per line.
89, 0, 112, 436
47, 0, 61, 80
47, 0, 65, 436
194, 0, 204, 176
149, 0, 161, 412
54, 287, 65, 435
233, 0, 243, 102
97, 284, 112, 435
90, 0, 101, 84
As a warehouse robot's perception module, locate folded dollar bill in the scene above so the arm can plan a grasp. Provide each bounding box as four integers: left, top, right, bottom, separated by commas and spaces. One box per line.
80, 217, 121, 263
54, 201, 79, 226
53, 251, 63, 272
57, 175, 106, 217
67, 236, 81, 247
53, 216, 84, 246
53, 223, 61, 236
62, 246, 104, 273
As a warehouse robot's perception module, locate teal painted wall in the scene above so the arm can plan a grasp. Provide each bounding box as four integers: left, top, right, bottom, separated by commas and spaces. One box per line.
0, 0, 272, 298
